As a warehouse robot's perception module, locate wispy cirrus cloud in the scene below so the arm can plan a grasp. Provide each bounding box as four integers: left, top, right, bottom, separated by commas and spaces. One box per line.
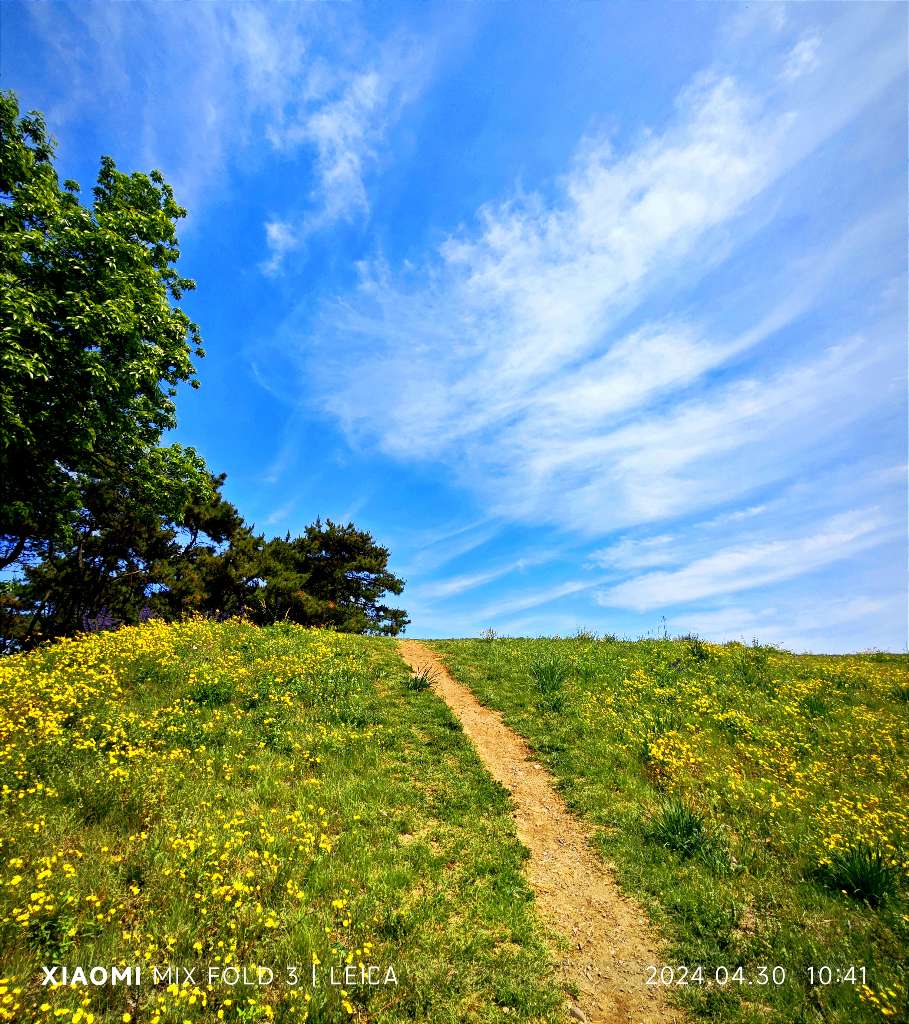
259, 2, 906, 645
395, 520, 502, 578
264, 501, 296, 527
670, 596, 886, 644
471, 578, 606, 623
595, 508, 893, 611
419, 547, 562, 600
666, 594, 900, 653
261, 39, 429, 272
22, 3, 310, 208
305, 75, 768, 468
20, 2, 429, 269
589, 535, 677, 572
781, 35, 821, 81
296, 37, 903, 532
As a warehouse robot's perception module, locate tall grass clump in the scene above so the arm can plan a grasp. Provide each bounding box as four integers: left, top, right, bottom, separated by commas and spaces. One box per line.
646, 797, 712, 859
893, 682, 909, 702
820, 842, 901, 907
407, 666, 433, 691
529, 654, 570, 695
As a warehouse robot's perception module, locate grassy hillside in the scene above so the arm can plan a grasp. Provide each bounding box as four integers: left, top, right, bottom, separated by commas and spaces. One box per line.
431, 637, 909, 1024
0, 622, 565, 1024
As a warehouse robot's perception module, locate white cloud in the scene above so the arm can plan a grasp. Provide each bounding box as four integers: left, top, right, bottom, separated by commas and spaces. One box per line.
293, 7, 904, 544
669, 596, 886, 642
500, 333, 891, 533
395, 520, 502, 577
269, 70, 380, 212
702, 504, 769, 527
472, 578, 605, 622
23, 3, 428, 264
310, 73, 776, 458
595, 509, 894, 611
419, 547, 561, 600
781, 36, 821, 82
261, 39, 429, 271
336, 493, 370, 525
262, 220, 300, 275
420, 565, 522, 601
264, 500, 295, 527
666, 594, 902, 654
589, 535, 676, 571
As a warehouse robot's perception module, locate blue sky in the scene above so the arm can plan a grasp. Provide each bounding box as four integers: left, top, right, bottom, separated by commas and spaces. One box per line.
3, 1, 906, 651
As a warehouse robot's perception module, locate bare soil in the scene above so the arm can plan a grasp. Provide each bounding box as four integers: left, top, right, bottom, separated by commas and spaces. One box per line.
398, 640, 685, 1024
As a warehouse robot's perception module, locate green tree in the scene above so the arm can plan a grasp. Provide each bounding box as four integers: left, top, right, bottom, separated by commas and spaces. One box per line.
0, 90, 204, 569
251, 520, 409, 635
0, 446, 219, 650
151, 482, 262, 621
0, 91, 411, 649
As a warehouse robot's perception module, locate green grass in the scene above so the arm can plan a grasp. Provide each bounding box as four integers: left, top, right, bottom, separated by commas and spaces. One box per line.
431, 636, 909, 1024
820, 842, 901, 909
405, 667, 434, 693
646, 798, 716, 862
0, 622, 565, 1023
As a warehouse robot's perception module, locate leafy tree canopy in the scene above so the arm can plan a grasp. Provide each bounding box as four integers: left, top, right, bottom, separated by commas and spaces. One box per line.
0, 449, 225, 650
250, 520, 409, 636
0, 89, 204, 568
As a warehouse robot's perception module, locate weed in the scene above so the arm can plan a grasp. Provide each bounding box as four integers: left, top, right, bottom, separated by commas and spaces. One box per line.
893, 682, 909, 702
407, 667, 433, 691
733, 645, 771, 690
681, 634, 711, 662
188, 677, 234, 707
574, 628, 598, 642
819, 842, 900, 907
800, 692, 830, 718
646, 798, 712, 859
530, 654, 570, 695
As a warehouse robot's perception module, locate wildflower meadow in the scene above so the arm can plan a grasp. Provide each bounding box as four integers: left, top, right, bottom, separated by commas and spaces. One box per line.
432, 636, 909, 1023
0, 621, 565, 1023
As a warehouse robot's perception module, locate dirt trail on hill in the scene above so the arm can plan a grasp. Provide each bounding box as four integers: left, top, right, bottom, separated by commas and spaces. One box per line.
398, 640, 684, 1024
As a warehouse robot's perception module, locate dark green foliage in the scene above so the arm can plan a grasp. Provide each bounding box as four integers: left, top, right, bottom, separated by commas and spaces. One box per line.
800, 692, 830, 718
188, 678, 235, 708
1, 499, 409, 647
0, 466, 247, 650
247, 519, 408, 635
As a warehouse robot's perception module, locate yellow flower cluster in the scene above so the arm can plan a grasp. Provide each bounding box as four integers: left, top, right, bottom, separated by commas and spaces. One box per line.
0, 620, 382, 1022
860, 980, 906, 1019
578, 643, 908, 872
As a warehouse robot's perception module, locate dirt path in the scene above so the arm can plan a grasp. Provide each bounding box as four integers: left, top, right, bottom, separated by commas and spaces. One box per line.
398, 640, 684, 1024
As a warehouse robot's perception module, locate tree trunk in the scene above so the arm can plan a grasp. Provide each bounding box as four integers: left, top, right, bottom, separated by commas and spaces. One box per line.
0, 532, 27, 571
